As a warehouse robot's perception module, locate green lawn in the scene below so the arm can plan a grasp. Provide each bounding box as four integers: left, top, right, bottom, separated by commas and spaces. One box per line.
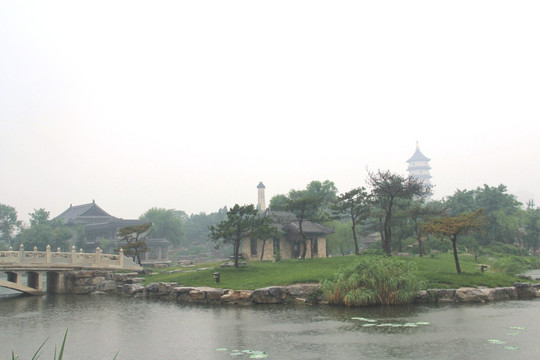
144, 253, 534, 290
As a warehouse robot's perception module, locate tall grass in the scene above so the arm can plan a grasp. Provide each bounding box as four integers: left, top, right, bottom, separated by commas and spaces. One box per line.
10, 330, 118, 360
11, 330, 67, 360
321, 256, 423, 306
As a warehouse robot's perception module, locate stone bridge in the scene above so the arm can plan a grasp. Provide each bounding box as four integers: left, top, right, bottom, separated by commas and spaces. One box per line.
0, 244, 141, 295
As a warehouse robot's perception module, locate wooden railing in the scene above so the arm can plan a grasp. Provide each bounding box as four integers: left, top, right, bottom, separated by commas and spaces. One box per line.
0, 244, 141, 270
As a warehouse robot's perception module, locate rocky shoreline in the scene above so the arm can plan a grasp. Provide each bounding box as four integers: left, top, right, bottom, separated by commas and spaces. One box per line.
63, 270, 540, 306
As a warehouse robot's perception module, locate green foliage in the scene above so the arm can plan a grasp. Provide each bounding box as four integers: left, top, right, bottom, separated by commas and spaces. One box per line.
140, 207, 185, 247
326, 220, 355, 256
209, 204, 273, 268
322, 256, 423, 306
183, 207, 227, 243
367, 169, 431, 256
117, 223, 152, 265
29, 208, 50, 227
16, 222, 73, 251
482, 242, 523, 256
144, 253, 532, 291
491, 256, 540, 275
0, 203, 21, 246
332, 187, 371, 255
491, 257, 528, 275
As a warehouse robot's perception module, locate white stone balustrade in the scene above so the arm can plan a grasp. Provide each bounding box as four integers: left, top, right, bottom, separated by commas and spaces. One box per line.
0, 245, 139, 270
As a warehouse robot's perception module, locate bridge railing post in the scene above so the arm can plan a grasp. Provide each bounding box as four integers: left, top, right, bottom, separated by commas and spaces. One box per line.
19, 244, 24, 264
46, 245, 51, 264
119, 248, 124, 267
71, 245, 76, 264
95, 247, 101, 266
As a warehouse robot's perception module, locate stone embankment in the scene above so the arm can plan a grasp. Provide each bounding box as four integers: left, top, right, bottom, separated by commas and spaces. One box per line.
63, 270, 540, 305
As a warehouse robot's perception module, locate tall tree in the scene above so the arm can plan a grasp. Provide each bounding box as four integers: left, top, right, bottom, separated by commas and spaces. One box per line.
408, 199, 444, 257
0, 204, 21, 246
305, 180, 338, 223
423, 209, 487, 273
474, 184, 521, 244
117, 223, 152, 265
140, 207, 185, 247
209, 204, 273, 268
523, 200, 540, 253
270, 180, 337, 259
367, 170, 431, 256
332, 187, 371, 255
286, 189, 324, 259
29, 208, 50, 227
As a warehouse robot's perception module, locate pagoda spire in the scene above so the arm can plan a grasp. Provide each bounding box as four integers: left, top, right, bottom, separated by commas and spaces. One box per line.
407, 142, 431, 186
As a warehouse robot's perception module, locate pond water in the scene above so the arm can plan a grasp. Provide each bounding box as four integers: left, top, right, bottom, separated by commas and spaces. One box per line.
0, 291, 539, 360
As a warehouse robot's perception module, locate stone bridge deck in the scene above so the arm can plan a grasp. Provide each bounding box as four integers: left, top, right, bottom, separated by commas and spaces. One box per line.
0, 245, 142, 295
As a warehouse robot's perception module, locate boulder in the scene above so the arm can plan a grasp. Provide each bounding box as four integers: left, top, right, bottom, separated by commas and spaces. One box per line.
252, 286, 287, 304
491, 287, 518, 301
285, 284, 322, 300
172, 287, 196, 302
427, 289, 456, 303
98, 280, 117, 292
455, 287, 493, 303
221, 290, 253, 304
513, 282, 537, 299
189, 289, 207, 302
121, 283, 145, 296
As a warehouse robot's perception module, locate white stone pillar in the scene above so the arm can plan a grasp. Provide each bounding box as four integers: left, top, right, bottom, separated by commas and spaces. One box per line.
46, 245, 51, 264
19, 244, 24, 264
119, 248, 124, 267
71, 245, 76, 264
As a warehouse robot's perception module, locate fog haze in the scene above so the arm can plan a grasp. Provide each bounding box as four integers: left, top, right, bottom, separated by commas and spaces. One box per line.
1, 1, 539, 223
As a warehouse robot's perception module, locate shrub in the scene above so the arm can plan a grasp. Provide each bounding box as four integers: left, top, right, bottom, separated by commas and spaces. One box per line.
491, 255, 540, 275
321, 256, 423, 306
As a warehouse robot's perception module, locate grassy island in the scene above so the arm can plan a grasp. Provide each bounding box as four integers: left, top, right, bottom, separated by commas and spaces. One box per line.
144, 253, 538, 291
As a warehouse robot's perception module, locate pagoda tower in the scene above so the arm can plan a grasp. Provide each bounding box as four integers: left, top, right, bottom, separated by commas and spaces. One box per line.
257, 182, 266, 212
406, 141, 432, 186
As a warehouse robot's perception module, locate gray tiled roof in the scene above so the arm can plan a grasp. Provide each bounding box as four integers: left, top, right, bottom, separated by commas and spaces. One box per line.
406, 148, 430, 163
265, 210, 334, 235
55, 202, 118, 225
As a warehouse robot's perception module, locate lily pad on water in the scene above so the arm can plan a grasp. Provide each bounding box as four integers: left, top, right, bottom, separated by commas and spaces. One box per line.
487, 339, 507, 345
351, 317, 377, 322
216, 348, 228, 351
362, 323, 377, 327
402, 323, 419, 327
415, 321, 431, 325
509, 326, 526, 330
507, 332, 519, 336
249, 353, 268, 359
503, 346, 519, 350
225, 349, 268, 358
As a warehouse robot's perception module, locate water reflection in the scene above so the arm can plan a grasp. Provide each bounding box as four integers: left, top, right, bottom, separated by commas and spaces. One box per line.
0, 294, 538, 359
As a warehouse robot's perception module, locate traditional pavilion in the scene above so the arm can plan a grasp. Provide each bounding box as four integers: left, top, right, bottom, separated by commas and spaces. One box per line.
406, 141, 432, 186
55, 201, 171, 265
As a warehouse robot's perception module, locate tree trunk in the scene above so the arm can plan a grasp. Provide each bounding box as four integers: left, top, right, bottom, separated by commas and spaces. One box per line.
260, 238, 266, 261
233, 239, 240, 268
351, 222, 359, 255
418, 238, 424, 257
383, 209, 392, 256
299, 220, 307, 259
451, 235, 461, 274
300, 238, 307, 259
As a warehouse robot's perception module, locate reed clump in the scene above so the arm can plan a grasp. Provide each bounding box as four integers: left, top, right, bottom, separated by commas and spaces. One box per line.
322, 256, 423, 306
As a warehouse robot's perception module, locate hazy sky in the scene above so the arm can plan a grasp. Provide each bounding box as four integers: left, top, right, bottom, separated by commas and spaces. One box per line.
1, 1, 539, 224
